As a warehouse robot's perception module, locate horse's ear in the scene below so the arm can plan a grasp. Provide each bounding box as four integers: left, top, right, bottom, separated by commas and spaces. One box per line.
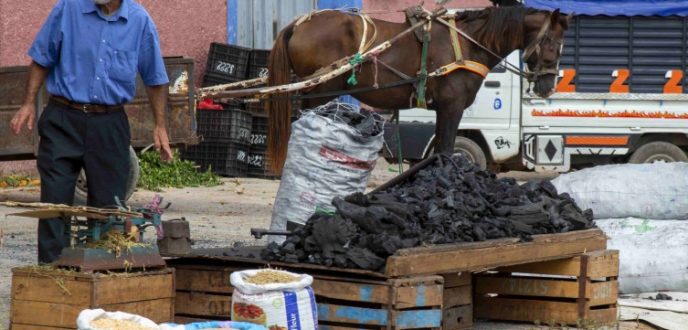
550, 8, 561, 26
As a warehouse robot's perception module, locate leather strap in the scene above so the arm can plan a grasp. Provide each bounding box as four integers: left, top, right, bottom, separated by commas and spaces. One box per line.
50, 95, 123, 113
447, 18, 464, 63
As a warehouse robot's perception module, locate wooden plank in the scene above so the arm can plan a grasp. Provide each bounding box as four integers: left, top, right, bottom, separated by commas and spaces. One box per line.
10, 325, 70, 330
11, 274, 92, 305
94, 271, 174, 305
396, 283, 443, 309
444, 286, 472, 308
395, 309, 442, 329
174, 265, 234, 294
318, 324, 373, 330
588, 280, 618, 306
475, 276, 579, 299
312, 278, 389, 304
174, 315, 217, 323
586, 307, 619, 326
11, 300, 85, 328
495, 257, 581, 276
317, 303, 388, 326
443, 305, 473, 330
175, 291, 232, 317
102, 298, 174, 323
586, 250, 619, 278
442, 272, 471, 288
385, 229, 606, 277
475, 296, 580, 324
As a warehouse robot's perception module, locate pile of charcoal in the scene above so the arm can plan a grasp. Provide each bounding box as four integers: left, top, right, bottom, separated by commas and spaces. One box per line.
309, 101, 384, 137
262, 154, 595, 271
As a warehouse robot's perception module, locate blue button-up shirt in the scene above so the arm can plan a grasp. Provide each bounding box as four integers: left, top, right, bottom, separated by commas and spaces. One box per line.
28, 0, 169, 105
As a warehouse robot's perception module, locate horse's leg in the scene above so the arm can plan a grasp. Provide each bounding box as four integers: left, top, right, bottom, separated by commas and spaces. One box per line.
434, 105, 464, 155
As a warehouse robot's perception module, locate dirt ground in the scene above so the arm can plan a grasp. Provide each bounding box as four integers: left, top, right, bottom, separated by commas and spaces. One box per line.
0, 159, 564, 329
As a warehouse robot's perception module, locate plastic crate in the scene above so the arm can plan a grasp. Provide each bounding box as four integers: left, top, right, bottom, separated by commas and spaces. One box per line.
248, 49, 270, 79
202, 72, 242, 87
249, 114, 268, 149
197, 108, 252, 144
181, 141, 249, 177
247, 148, 278, 179
205, 42, 251, 80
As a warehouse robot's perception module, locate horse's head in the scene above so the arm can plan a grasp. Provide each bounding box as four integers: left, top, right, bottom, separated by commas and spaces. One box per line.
523, 9, 571, 98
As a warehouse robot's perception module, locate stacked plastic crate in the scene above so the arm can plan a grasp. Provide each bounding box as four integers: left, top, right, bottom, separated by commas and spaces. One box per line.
181, 99, 252, 177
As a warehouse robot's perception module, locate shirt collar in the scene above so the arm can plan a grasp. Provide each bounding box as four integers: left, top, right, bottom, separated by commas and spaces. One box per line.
80, 0, 129, 22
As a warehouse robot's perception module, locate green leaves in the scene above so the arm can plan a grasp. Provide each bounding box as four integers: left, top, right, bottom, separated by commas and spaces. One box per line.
137, 149, 222, 191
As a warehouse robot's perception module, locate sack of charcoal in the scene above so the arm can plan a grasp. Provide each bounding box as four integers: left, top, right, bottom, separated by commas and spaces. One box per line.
268, 100, 385, 244
230, 269, 317, 329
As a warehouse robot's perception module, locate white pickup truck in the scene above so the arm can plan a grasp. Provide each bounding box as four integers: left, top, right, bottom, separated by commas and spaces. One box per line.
384, 14, 688, 172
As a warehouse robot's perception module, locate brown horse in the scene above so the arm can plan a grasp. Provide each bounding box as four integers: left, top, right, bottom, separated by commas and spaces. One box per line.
266, 5, 571, 174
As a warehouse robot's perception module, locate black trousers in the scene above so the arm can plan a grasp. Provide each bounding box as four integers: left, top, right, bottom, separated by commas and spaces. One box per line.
36, 99, 131, 264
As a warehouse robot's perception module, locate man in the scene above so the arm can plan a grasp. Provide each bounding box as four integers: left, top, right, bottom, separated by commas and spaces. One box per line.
10, 0, 174, 264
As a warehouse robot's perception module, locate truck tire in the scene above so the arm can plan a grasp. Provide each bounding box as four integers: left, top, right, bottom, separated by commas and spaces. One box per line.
629, 141, 688, 164
453, 136, 488, 170
74, 146, 140, 205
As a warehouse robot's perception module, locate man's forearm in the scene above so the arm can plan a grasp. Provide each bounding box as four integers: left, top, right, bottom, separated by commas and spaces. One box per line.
145, 84, 168, 128
23, 61, 49, 106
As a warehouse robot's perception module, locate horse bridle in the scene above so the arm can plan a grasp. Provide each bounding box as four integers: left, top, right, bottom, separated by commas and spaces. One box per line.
521, 14, 565, 83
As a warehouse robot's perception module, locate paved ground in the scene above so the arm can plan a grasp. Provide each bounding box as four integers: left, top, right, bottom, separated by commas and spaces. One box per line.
0, 159, 568, 329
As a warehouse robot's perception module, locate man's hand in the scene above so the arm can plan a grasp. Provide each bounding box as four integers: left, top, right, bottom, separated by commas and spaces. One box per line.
10, 104, 36, 135
154, 125, 173, 162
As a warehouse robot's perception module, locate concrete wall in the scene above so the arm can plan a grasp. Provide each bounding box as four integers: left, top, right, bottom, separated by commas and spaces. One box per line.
363, 0, 493, 21
0, 0, 227, 87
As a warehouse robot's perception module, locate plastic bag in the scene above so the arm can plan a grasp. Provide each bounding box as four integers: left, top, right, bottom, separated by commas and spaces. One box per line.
595, 218, 688, 293
551, 162, 688, 219
77, 309, 159, 330
230, 270, 317, 329
268, 101, 385, 244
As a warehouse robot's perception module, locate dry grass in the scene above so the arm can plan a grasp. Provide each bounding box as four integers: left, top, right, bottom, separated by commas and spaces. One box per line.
90, 318, 156, 330
244, 269, 299, 285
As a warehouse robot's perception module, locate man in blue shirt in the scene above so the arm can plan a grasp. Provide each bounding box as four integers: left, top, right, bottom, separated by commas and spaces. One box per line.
9, 0, 173, 264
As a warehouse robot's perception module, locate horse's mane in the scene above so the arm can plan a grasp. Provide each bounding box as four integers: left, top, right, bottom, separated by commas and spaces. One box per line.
455, 6, 545, 54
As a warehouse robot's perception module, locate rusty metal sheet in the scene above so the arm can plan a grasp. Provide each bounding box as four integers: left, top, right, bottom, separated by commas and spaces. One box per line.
53, 246, 166, 271
0, 56, 199, 161
0, 66, 37, 158
126, 56, 199, 148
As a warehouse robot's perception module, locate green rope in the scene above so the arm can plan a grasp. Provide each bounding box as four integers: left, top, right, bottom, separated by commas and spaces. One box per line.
347, 53, 365, 86
417, 32, 430, 108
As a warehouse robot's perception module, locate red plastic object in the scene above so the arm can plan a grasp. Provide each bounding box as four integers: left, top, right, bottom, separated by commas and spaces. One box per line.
198, 98, 223, 110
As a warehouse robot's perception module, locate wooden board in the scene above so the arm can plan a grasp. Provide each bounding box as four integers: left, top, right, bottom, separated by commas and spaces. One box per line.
385, 229, 607, 277
174, 315, 219, 323
311, 278, 390, 304
475, 276, 617, 306
175, 291, 232, 317
11, 274, 92, 305
10, 325, 70, 330
475, 296, 618, 326
174, 265, 234, 294
496, 249, 619, 278
442, 272, 471, 288
94, 271, 175, 305
443, 305, 473, 330
443, 286, 472, 308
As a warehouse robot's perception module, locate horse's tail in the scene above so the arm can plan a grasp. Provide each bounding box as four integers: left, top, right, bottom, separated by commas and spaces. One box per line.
266, 21, 296, 176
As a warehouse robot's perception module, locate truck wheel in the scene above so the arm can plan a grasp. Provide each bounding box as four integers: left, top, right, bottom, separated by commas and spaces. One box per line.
629, 141, 688, 164
453, 137, 488, 170
74, 146, 140, 205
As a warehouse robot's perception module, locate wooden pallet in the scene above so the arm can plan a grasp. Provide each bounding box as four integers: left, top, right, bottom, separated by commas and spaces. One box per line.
10, 267, 175, 329
441, 272, 472, 330
171, 262, 450, 329
474, 250, 619, 327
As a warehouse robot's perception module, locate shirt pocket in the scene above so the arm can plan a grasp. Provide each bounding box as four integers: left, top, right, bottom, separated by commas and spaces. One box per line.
108, 49, 137, 84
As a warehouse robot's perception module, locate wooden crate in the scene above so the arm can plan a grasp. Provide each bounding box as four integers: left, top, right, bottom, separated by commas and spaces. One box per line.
441, 272, 472, 330
474, 250, 619, 327
10, 267, 175, 329
171, 262, 448, 329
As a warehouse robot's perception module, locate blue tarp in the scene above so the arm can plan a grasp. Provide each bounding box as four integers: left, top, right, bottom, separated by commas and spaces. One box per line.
524, 0, 688, 16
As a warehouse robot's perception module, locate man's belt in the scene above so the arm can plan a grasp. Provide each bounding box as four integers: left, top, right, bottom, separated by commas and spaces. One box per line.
50, 95, 123, 113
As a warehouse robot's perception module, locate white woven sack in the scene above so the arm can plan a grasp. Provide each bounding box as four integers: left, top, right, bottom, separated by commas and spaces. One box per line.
76, 309, 159, 330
